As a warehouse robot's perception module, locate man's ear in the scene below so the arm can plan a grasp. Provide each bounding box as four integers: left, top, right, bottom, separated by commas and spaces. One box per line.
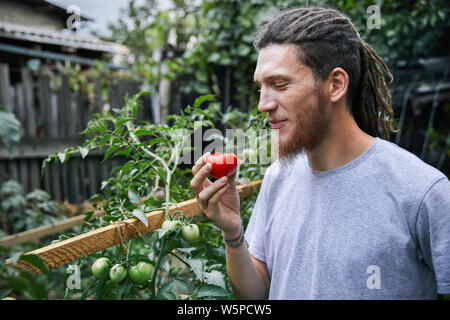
327, 67, 349, 103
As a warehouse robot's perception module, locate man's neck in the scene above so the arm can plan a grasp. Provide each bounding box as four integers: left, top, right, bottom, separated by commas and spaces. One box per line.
306, 114, 376, 172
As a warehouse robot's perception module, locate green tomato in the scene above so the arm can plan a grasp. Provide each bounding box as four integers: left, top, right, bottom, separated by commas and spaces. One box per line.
162, 220, 180, 231
128, 262, 153, 284
109, 264, 127, 283
1, 297, 16, 300
91, 257, 111, 279
181, 224, 199, 242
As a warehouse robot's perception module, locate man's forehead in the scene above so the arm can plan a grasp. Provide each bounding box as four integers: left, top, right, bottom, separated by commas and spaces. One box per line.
254, 44, 304, 82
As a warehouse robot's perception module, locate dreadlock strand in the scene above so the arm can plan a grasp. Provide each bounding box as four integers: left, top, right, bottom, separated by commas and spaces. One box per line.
360, 40, 396, 138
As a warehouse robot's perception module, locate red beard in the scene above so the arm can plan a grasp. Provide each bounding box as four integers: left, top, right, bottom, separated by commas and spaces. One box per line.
278, 86, 331, 168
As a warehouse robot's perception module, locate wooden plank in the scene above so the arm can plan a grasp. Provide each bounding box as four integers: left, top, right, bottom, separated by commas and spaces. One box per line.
18, 160, 30, 193
68, 95, 76, 138
0, 139, 99, 160
0, 204, 100, 247
107, 79, 120, 109
93, 78, 103, 117
71, 159, 81, 204
79, 156, 87, 199
61, 158, 69, 201
14, 83, 26, 134
38, 72, 51, 138
50, 92, 59, 138
10, 160, 19, 182
43, 158, 51, 195
6, 179, 262, 273
29, 159, 40, 191
50, 161, 62, 201
87, 157, 97, 198
21, 68, 36, 138
57, 74, 71, 138
0, 63, 13, 111
77, 94, 88, 135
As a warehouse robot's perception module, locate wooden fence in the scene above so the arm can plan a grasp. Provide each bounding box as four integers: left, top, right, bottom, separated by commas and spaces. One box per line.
5, 179, 262, 274
0, 63, 153, 203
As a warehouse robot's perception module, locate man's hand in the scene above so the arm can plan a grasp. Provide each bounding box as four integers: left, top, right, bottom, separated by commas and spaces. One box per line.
190, 152, 242, 238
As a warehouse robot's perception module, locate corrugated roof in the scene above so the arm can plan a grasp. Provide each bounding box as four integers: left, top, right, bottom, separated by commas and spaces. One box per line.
0, 21, 129, 55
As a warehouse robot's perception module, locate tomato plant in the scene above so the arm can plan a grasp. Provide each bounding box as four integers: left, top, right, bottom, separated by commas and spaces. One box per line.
37, 91, 270, 300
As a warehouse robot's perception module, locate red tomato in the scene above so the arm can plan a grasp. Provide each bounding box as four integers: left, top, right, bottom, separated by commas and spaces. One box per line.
207, 152, 239, 179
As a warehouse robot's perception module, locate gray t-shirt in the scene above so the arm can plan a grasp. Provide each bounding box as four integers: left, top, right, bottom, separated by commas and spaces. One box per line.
245, 137, 450, 299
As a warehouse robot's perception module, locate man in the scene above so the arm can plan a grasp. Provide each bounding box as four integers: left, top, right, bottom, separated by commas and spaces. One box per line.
190, 7, 450, 299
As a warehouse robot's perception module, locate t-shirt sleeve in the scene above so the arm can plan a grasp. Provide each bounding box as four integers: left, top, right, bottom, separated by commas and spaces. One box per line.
416, 177, 450, 294
244, 171, 271, 263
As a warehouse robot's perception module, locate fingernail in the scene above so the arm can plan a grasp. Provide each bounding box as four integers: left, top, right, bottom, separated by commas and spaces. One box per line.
219, 177, 227, 183
205, 163, 212, 170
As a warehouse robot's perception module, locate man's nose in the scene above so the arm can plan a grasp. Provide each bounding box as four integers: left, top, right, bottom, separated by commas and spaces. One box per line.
257, 89, 278, 113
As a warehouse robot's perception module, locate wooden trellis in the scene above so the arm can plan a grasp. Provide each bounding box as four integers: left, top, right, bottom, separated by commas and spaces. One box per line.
0, 202, 100, 247
6, 179, 262, 274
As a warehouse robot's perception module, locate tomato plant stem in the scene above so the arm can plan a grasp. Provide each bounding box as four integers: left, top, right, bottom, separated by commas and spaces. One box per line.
126, 239, 132, 262
166, 251, 190, 268
150, 237, 166, 299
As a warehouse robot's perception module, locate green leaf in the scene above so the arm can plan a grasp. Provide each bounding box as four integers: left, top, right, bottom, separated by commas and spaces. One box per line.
207, 52, 221, 63
103, 144, 121, 162
115, 281, 133, 299
82, 118, 107, 135
120, 161, 135, 179
0, 110, 21, 155
83, 210, 95, 221
204, 270, 226, 289
177, 247, 196, 255
131, 208, 148, 227
128, 190, 140, 204
155, 228, 168, 239
194, 284, 229, 298
100, 134, 111, 151
0, 289, 12, 299
155, 280, 178, 300
135, 129, 153, 137
57, 151, 66, 163
173, 279, 190, 294
4, 276, 28, 292
80, 279, 97, 300
88, 194, 103, 202
10, 252, 23, 264
136, 91, 151, 98
186, 258, 204, 281
19, 270, 47, 299
149, 138, 171, 146
18, 254, 49, 274
193, 95, 215, 108
79, 147, 89, 159
115, 117, 135, 129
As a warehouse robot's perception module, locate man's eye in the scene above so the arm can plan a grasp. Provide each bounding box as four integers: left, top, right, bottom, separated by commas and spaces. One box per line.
274, 83, 288, 89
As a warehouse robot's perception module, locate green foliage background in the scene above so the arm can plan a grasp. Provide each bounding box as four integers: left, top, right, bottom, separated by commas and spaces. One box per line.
102, 0, 449, 110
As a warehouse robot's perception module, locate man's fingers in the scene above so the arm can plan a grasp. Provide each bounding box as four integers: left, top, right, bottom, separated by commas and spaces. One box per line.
191, 162, 213, 195
190, 152, 212, 195
192, 152, 211, 175
226, 172, 236, 188
207, 183, 228, 208
197, 177, 228, 210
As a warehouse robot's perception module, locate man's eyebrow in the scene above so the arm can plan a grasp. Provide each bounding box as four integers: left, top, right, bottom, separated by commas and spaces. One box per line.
254, 74, 294, 84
